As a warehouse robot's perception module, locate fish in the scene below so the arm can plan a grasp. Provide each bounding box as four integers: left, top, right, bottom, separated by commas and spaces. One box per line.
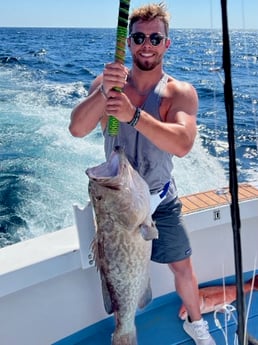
86, 146, 158, 345
178, 274, 258, 320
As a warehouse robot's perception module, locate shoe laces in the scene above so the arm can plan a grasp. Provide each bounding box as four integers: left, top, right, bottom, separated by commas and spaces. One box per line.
192, 320, 210, 339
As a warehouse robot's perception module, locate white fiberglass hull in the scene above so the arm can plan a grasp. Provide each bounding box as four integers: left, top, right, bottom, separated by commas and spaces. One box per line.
0, 186, 257, 345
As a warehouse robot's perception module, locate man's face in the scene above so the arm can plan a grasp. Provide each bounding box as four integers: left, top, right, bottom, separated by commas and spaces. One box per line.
128, 18, 170, 71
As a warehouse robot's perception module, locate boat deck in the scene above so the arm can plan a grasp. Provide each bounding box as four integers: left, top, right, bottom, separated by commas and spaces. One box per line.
180, 183, 258, 214
54, 184, 258, 345
54, 273, 258, 345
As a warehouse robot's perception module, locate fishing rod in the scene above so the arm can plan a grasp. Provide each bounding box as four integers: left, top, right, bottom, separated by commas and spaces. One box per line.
220, 1, 253, 344
108, 0, 130, 136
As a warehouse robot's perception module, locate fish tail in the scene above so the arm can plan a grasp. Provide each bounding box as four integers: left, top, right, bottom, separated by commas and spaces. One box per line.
178, 304, 187, 320
112, 330, 137, 345
245, 274, 258, 290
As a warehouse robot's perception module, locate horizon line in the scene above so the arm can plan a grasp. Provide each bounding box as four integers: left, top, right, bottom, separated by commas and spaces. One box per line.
1, 26, 257, 31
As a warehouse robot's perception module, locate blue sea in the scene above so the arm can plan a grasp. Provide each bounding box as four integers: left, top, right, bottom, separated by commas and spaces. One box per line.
0, 27, 257, 248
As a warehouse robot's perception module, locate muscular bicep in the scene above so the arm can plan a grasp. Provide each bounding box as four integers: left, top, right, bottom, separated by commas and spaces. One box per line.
170, 110, 197, 143
165, 82, 198, 125
164, 82, 198, 147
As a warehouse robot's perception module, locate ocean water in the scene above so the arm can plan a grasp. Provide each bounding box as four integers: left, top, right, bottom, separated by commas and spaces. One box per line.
0, 28, 257, 248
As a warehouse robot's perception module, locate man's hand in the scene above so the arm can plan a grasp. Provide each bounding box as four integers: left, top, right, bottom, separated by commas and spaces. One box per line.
105, 89, 135, 124
102, 62, 128, 94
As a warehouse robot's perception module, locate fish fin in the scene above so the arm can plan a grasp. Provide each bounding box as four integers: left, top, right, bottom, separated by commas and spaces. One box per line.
140, 221, 158, 241
100, 272, 114, 314
90, 237, 98, 267
138, 279, 152, 309
91, 238, 114, 314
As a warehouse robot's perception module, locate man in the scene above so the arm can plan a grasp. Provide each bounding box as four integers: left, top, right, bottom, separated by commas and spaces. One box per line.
69, 3, 216, 345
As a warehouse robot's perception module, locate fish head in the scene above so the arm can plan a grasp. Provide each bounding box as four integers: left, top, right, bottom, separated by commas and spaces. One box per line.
86, 146, 156, 234
86, 146, 128, 190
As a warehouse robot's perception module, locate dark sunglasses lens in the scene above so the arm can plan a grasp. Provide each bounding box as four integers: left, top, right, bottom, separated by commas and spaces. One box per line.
132, 33, 145, 45
150, 33, 163, 46
131, 32, 164, 46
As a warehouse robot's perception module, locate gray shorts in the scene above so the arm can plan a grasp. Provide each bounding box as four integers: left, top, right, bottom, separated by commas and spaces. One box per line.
151, 197, 192, 263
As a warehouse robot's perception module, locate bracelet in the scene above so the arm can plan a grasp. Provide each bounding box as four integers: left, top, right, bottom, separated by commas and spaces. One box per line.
99, 84, 108, 99
127, 107, 141, 127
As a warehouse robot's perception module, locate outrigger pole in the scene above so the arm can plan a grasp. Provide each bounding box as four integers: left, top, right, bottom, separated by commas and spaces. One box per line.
108, 0, 131, 136
220, 1, 250, 344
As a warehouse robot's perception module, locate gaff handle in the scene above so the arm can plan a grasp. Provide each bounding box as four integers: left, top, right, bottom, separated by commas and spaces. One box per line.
108, 0, 130, 136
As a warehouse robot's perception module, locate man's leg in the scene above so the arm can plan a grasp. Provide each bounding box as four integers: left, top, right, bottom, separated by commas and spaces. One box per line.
169, 258, 216, 345
168, 257, 201, 321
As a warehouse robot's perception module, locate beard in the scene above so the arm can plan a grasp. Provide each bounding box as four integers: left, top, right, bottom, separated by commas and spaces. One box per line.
132, 53, 163, 71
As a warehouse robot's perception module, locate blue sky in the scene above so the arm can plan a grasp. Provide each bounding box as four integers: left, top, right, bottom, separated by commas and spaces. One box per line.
0, 0, 257, 29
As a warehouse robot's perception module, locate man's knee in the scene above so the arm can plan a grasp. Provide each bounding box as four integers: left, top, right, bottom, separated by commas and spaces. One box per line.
168, 258, 193, 277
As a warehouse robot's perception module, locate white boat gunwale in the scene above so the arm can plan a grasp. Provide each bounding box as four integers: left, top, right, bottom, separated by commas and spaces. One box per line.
0, 183, 257, 345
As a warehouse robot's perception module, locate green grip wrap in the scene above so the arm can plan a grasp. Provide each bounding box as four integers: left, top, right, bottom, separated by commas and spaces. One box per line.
108, 0, 130, 136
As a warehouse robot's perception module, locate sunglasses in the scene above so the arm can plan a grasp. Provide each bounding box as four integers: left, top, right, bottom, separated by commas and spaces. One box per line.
129, 32, 166, 46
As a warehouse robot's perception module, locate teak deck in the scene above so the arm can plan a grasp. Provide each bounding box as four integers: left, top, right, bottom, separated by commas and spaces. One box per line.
180, 183, 258, 214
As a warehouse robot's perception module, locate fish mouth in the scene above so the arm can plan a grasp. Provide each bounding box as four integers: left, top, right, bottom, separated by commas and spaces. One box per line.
86, 146, 124, 183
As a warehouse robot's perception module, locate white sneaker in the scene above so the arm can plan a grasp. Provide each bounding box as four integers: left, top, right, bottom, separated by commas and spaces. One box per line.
183, 318, 216, 345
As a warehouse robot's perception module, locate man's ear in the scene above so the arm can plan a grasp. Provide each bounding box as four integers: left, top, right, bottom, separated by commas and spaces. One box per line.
165, 38, 171, 49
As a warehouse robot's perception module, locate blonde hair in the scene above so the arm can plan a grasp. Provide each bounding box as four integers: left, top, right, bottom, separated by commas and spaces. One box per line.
129, 2, 170, 37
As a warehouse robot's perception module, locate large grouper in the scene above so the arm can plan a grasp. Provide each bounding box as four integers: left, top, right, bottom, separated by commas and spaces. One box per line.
86, 146, 158, 345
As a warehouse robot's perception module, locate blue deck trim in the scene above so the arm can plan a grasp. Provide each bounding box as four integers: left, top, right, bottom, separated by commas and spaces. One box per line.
54, 271, 258, 345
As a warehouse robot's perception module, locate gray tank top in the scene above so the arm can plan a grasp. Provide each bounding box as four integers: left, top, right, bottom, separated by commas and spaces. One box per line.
103, 73, 177, 202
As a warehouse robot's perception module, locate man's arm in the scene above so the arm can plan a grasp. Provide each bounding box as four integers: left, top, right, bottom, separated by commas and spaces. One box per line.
106, 79, 198, 157
69, 76, 107, 137
135, 81, 198, 157
69, 63, 128, 137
